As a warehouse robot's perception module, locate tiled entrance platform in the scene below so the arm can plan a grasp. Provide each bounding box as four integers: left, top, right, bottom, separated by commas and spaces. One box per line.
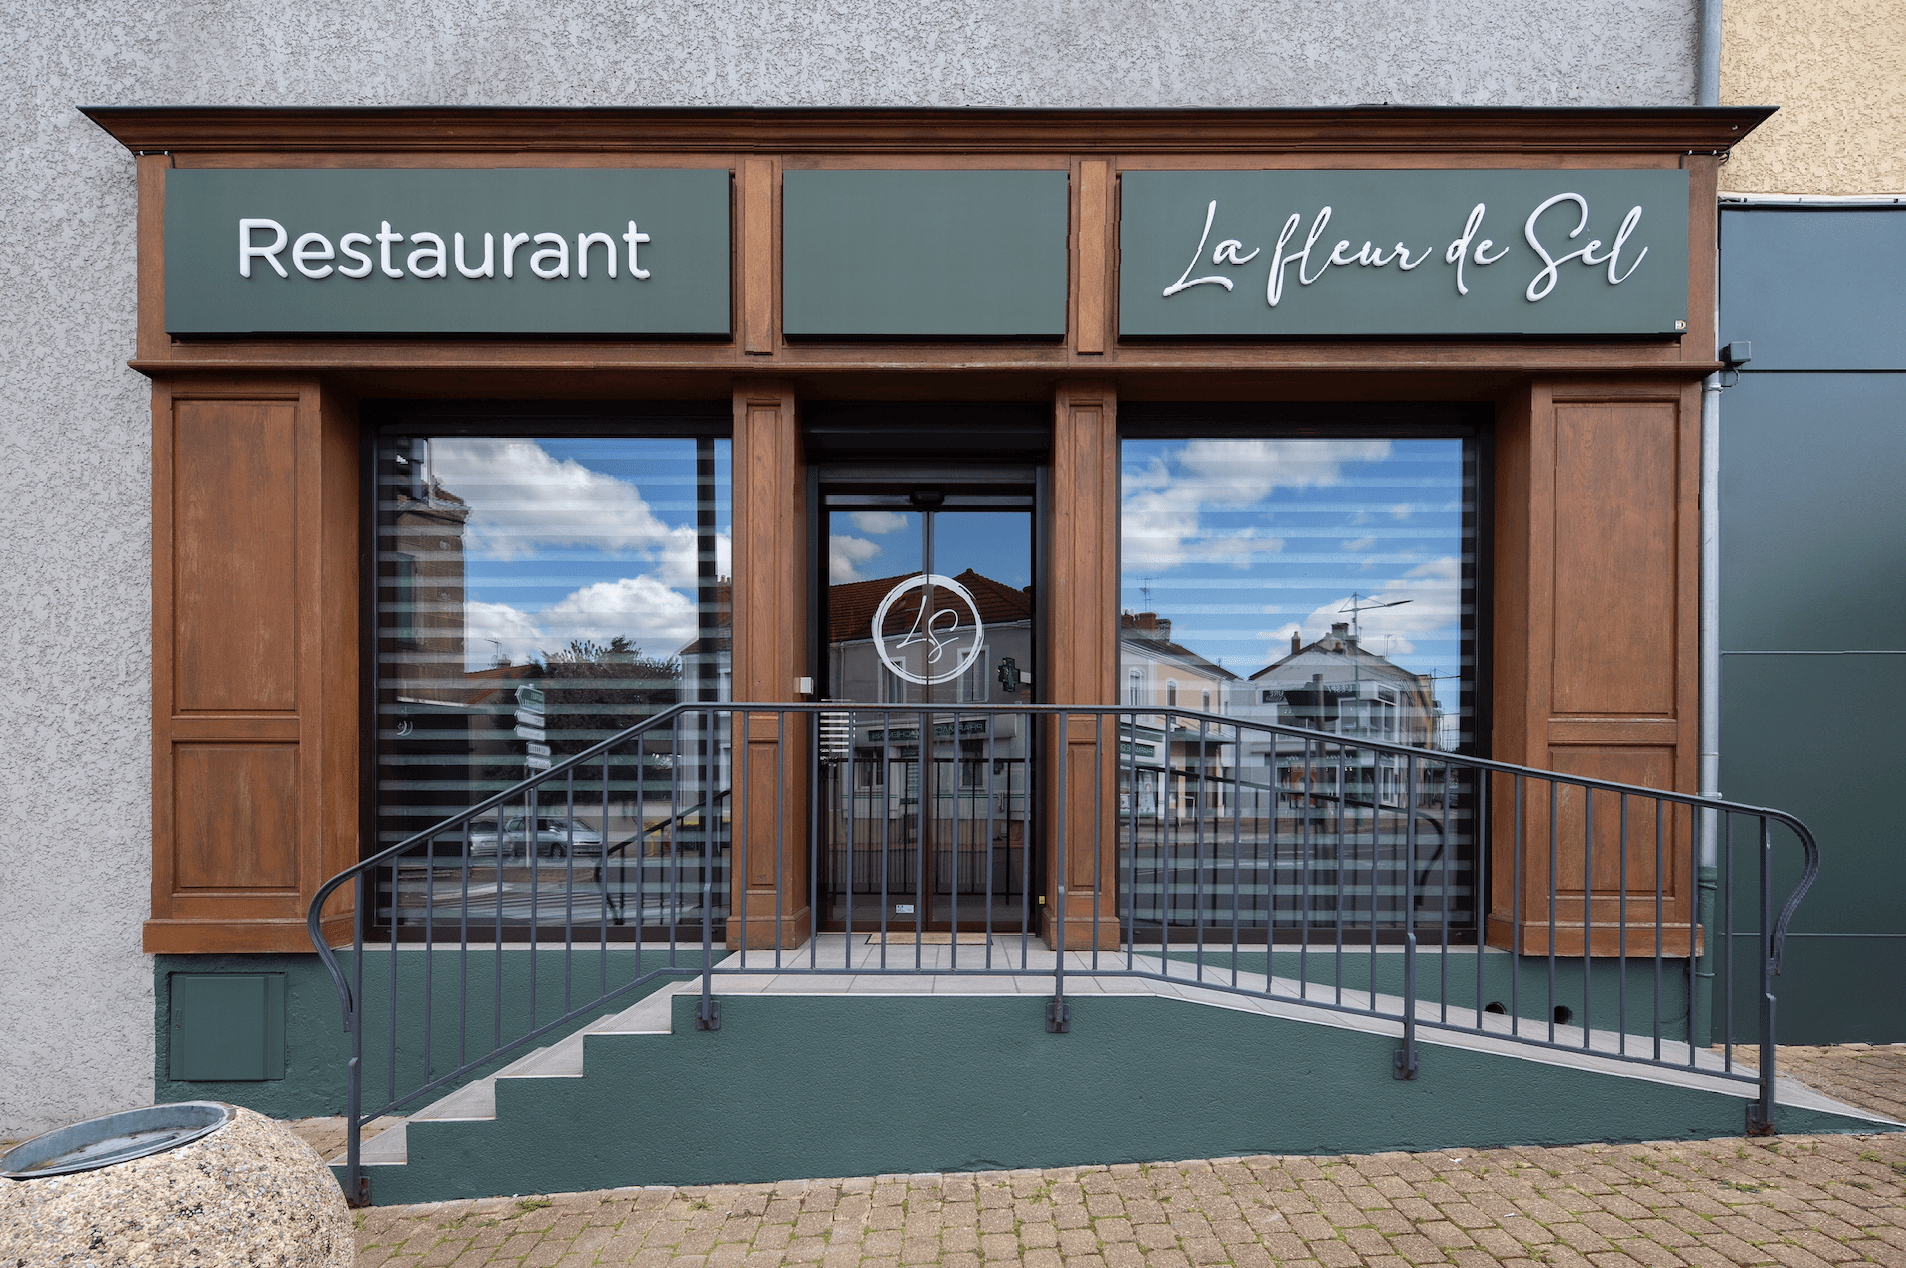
342, 935, 1895, 1190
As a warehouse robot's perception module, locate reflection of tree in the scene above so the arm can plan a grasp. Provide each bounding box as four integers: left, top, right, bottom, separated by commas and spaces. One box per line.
478, 637, 683, 796
538, 637, 681, 761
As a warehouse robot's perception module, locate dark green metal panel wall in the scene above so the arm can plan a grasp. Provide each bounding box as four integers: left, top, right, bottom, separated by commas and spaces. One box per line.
1718, 207, 1906, 1042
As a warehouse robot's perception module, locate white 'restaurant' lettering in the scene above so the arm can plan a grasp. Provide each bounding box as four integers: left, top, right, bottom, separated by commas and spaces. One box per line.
338, 233, 374, 278
454, 232, 494, 279
530, 233, 569, 279
622, 221, 651, 279
292, 232, 334, 279
239, 219, 287, 278
232, 219, 659, 284
407, 232, 448, 279
376, 221, 404, 279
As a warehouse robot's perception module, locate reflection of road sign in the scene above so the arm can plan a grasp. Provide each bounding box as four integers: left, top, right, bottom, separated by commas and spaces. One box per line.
997, 656, 1022, 695
872, 573, 985, 686
516, 685, 548, 773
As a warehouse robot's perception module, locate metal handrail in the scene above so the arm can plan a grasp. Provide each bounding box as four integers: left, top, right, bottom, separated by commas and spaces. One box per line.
309, 700, 1820, 1205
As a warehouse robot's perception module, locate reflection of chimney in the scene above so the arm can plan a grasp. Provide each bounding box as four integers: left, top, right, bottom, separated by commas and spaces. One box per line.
1291, 631, 1302, 656
1330, 621, 1351, 651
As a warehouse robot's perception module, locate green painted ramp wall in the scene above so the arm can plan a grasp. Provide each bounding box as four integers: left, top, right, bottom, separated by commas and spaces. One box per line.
361, 993, 1882, 1206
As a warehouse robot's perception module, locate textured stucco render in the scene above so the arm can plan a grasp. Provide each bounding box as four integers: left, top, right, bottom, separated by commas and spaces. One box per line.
1721, 0, 1906, 195
0, 0, 1695, 1139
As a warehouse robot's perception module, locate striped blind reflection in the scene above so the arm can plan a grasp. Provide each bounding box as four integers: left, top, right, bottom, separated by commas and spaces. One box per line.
1118, 435, 1478, 941
374, 434, 731, 933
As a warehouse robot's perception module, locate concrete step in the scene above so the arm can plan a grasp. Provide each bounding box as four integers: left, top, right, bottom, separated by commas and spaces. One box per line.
338, 980, 699, 1165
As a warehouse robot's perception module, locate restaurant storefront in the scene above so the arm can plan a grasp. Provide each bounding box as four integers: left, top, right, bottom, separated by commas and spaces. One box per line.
84, 105, 1805, 1185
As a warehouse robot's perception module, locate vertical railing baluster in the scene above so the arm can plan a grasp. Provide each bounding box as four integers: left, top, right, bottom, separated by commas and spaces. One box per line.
880, 708, 891, 972
460, 820, 471, 1070
697, 706, 717, 1030
563, 768, 576, 1016
1052, 711, 1069, 1032
1723, 811, 1735, 1072
1511, 776, 1523, 1036
1440, 760, 1452, 1024
1095, 713, 1106, 975
775, 711, 785, 969
1654, 798, 1664, 1062
1756, 815, 1777, 1132
1583, 784, 1594, 1051
1195, 715, 1207, 983
738, 713, 751, 970
1618, 794, 1629, 1055
1335, 738, 1347, 1006
1544, 780, 1559, 1044
1395, 750, 1419, 1080
1299, 733, 1312, 999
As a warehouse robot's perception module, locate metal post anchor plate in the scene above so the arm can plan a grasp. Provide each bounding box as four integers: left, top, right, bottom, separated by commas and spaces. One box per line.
696, 999, 722, 1031
1047, 999, 1070, 1033
1393, 1047, 1418, 1080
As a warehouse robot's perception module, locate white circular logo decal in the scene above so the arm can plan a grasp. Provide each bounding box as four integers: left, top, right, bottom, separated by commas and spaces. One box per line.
872, 573, 986, 687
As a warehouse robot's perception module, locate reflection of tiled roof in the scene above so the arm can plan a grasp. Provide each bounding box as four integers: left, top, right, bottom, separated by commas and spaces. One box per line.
456, 662, 540, 708
1120, 632, 1238, 680
829, 569, 1033, 643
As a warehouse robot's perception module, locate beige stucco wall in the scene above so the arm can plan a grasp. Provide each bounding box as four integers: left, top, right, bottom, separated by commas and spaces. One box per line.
1721, 0, 1906, 194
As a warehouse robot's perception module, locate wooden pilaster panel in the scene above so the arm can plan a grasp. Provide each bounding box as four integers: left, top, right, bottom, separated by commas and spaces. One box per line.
729, 383, 810, 946
135, 153, 171, 363
739, 158, 778, 355
1487, 382, 1700, 956
1074, 160, 1112, 355
1043, 383, 1119, 949
147, 380, 362, 953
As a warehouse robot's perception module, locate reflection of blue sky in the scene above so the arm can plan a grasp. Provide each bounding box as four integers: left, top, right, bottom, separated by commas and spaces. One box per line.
829, 509, 1030, 589
1120, 438, 1467, 680
421, 437, 731, 668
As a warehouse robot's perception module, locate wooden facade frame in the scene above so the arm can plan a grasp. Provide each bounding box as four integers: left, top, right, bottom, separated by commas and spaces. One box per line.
92, 107, 1766, 953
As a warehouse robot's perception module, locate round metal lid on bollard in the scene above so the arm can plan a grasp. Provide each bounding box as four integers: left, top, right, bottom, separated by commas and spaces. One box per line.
1, 1102, 353, 1267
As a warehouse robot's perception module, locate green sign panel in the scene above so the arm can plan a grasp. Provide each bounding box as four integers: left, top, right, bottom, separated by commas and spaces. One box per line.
164, 168, 731, 335
1120, 169, 1689, 338
782, 170, 1069, 338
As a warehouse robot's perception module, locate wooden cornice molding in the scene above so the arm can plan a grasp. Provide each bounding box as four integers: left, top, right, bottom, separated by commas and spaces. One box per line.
80, 105, 1778, 158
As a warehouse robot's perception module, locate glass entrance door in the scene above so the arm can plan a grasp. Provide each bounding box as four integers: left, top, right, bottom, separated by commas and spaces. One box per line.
818, 487, 1036, 933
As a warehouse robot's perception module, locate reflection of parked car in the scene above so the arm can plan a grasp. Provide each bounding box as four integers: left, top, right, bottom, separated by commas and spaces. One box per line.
502, 815, 603, 859
466, 819, 501, 856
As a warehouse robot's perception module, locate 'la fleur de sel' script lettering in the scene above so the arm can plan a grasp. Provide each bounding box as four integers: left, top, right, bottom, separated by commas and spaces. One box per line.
1163, 192, 1649, 307
1117, 170, 1690, 338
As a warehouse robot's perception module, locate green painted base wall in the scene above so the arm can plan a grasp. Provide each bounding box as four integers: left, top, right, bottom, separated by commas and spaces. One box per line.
154, 950, 706, 1120
354, 992, 1883, 1206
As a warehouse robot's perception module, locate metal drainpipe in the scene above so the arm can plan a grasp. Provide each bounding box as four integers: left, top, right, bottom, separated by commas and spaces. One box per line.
1696, 370, 1722, 1048
1698, 0, 1721, 106
1692, 0, 1722, 1048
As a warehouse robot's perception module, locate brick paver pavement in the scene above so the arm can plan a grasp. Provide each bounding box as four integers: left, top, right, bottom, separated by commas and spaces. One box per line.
1726, 1045, 1906, 1123
352, 1131, 1906, 1268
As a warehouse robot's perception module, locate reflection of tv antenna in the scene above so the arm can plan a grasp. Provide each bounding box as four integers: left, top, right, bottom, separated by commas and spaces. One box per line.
1140, 575, 1157, 608
1340, 591, 1411, 641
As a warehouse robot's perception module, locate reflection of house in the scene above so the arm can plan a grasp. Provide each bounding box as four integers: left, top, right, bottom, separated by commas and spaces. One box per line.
1119, 611, 1241, 818
1239, 622, 1445, 809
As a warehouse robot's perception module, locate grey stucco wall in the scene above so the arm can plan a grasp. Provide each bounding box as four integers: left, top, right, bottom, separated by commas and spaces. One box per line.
0, 0, 1695, 1138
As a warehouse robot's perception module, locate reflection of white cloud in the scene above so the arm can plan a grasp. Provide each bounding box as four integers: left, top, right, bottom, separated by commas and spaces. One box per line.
1343, 536, 1378, 552
466, 574, 699, 668
830, 534, 881, 582
429, 439, 730, 579
1258, 556, 1463, 661
1123, 439, 1390, 569
1390, 503, 1413, 520
850, 510, 909, 535
466, 600, 543, 665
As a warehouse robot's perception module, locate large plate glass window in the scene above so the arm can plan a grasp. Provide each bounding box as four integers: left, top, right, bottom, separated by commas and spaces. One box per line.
1117, 407, 1482, 945
372, 410, 731, 937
